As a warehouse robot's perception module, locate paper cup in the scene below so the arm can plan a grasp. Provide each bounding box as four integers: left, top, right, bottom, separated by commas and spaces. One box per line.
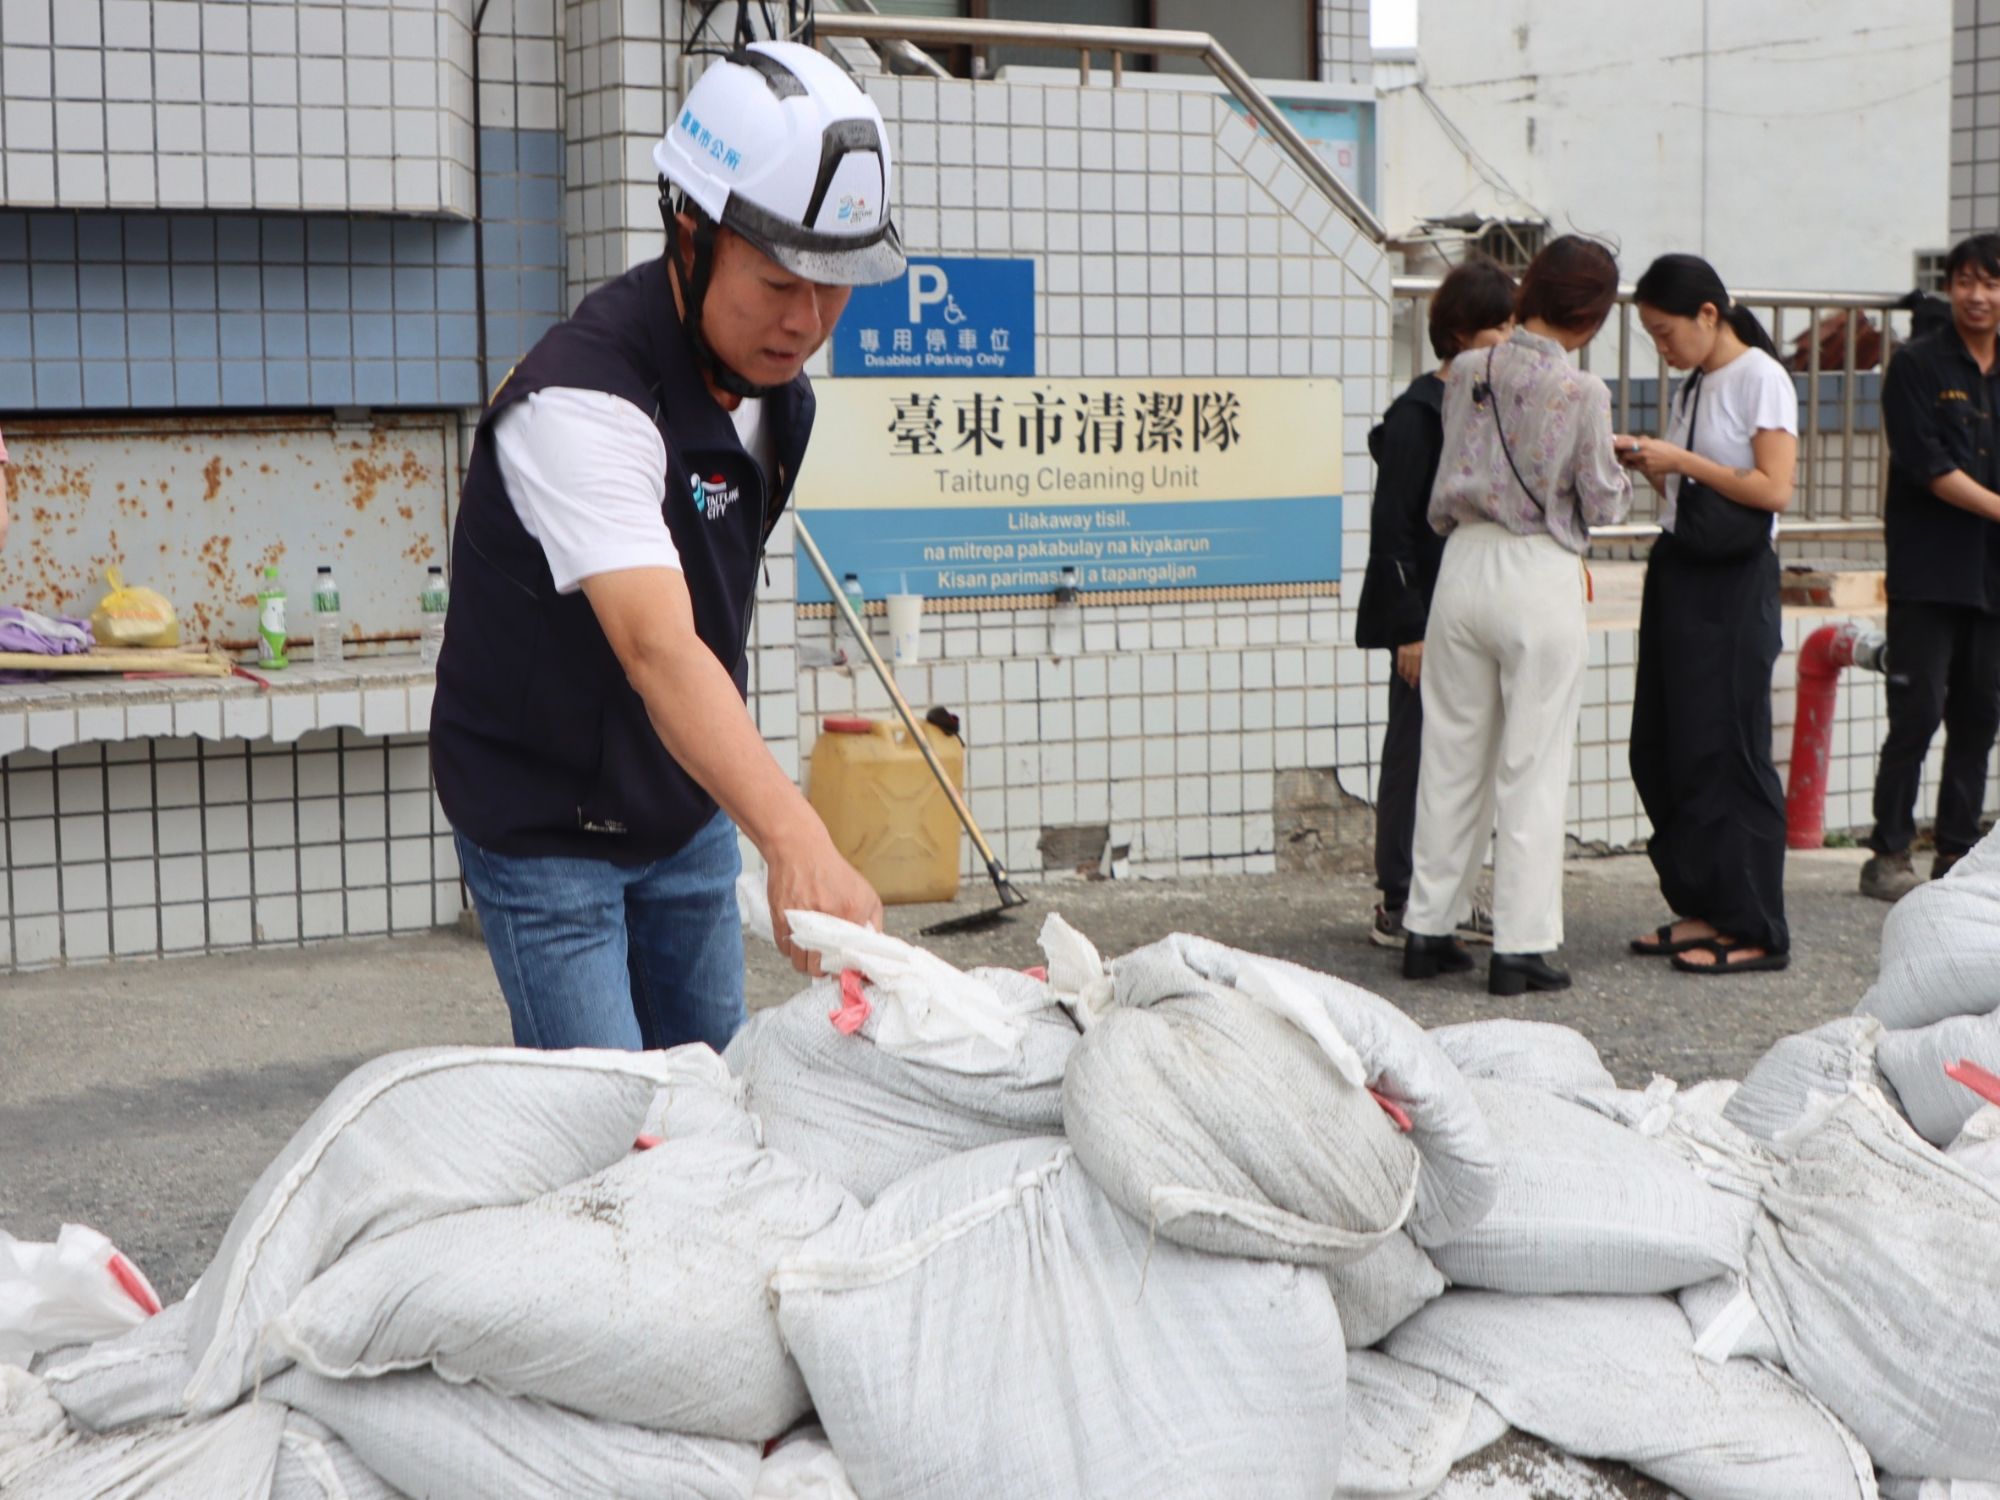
886, 593, 923, 666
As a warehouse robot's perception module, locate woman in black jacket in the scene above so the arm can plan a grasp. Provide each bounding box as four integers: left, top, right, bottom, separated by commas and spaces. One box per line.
1355, 257, 1517, 947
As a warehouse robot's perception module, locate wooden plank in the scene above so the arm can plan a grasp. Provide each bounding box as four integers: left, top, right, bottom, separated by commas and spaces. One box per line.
0, 647, 232, 676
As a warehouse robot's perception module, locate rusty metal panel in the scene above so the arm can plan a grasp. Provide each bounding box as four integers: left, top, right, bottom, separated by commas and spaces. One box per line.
0, 413, 456, 654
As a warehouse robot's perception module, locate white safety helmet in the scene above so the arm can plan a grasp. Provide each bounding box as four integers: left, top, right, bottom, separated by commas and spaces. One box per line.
653, 41, 904, 288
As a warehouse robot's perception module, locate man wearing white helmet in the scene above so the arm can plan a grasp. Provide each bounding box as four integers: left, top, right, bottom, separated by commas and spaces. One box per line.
431, 41, 904, 1051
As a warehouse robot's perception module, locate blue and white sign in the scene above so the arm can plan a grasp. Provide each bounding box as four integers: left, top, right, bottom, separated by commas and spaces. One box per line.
832, 257, 1035, 378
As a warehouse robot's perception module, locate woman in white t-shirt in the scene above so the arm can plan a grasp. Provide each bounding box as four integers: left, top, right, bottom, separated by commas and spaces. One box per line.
1614, 254, 1800, 976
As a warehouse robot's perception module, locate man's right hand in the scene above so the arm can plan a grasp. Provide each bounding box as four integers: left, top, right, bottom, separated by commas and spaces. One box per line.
766, 827, 884, 975
1395, 641, 1423, 687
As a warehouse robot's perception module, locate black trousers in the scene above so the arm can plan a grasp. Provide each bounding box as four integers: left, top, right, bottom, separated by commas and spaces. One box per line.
1629, 535, 1790, 953
1375, 665, 1423, 909
1867, 598, 2000, 858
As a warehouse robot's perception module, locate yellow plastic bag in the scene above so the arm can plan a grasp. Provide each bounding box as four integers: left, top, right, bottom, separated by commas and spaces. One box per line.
90, 567, 180, 648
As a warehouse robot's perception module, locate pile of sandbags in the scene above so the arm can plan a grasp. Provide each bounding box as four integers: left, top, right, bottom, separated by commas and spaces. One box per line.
17, 893, 2000, 1499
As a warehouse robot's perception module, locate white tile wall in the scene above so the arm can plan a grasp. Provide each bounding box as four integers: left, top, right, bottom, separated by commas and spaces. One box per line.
0, 0, 476, 213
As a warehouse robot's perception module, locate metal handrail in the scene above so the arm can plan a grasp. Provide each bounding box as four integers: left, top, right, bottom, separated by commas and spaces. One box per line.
819, 0, 949, 79
1390, 276, 1913, 525
814, 12, 1388, 245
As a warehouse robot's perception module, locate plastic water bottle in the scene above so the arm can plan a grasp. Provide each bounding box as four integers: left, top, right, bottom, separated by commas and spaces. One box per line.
256, 566, 289, 669
841, 571, 866, 623
312, 566, 343, 665
420, 565, 448, 667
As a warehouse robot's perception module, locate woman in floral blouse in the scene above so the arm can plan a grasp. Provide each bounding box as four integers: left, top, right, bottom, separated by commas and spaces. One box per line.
1401, 236, 1633, 997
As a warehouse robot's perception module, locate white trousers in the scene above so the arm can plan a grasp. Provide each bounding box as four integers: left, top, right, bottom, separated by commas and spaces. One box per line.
1405, 522, 1588, 955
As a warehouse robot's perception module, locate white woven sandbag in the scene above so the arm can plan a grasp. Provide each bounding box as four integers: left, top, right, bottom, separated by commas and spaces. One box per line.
274, 1411, 404, 1500
42, 1298, 191, 1433
1063, 956, 1420, 1264
1338, 1350, 1479, 1499
1950, 1105, 2000, 1185
1574, 1078, 1775, 1257
181, 1045, 683, 1417
1677, 1276, 1783, 1365
1426, 1019, 1616, 1098
1126, 935, 1501, 1248
267, 1368, 759, 1500
1747, 1084, 2000, 1480
0, 1363, 288, 1500
1428, 1081, 1743, 1294
639, 1043, 762, 1147
727, 968, 1077, 1204
1882, 1481, 2000, 1500
1859, 827, 2000, 1031
1385, 1291, 1878, 1500
1325, 1233, 1446, 1349
753, 1425, 859, 1500
273, 1135, 855, 1441
1724, 1017, 1887, 1143
772, 1138, 1346, 1500
1877, 1010, 2000, 1146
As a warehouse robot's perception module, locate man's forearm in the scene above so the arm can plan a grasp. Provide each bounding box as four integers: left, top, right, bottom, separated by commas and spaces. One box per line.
628, 641, 830, 863
1929, 469, 2000, 522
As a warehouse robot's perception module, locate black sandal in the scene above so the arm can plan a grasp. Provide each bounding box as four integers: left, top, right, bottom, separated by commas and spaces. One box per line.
1670, 940, 1790, 976
1630, 922, 1721, 957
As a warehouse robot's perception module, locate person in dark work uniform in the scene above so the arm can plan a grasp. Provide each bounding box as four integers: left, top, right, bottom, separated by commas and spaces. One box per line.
1616, 255, 1797, 975
1858, 233, 2000, 902
430, 43, 905, 1049
1356, 256, 1516, 949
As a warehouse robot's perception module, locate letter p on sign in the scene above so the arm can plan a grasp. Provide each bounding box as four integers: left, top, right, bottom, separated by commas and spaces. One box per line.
908, 264, 949, 323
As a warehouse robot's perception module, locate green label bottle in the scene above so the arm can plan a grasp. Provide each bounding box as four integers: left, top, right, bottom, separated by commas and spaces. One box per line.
257, 565, 289, 669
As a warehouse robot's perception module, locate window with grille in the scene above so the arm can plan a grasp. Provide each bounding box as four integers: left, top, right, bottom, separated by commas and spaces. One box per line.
1473, 221, 1547, 273
1915, 250, 1949, 294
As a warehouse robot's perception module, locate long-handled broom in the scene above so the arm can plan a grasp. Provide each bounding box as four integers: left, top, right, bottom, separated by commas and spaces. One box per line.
791, 516, 1028, 936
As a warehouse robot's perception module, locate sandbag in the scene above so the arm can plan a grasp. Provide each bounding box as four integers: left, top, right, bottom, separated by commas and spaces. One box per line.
640, 1043, 763, 1147
0, 1363, 287, 1500
181, 1045, 684, 1417
1747, 1084, 2000, 1480
1385, 1291, 1877, 1500
1881, 1482, 2000, 1500
1428, 1081, 1743, 1294
771, 1138, 1346, 1500
1950, 1104, 2000, 1185
1324, 1233, 1446, 1349
274, 1410, 405, 1500
1677, 1276, 1782, 1365
753, 1425, 859, 1500
1426, 1019, 1616, 1097
274, 1136, 855, 1440
1574, 1077, 1775, 1256
42, 1297, 192, 1433
1859, 827, 2000, 1031
1877, 1010, 2000, 1146
1064, 945, 1420, 1264
1724, 1017, 1887, 1143
1338, 1349, 1479, 1499
1126, 934, 1500, 1247
268, 1368, 759, 1500
727, 969, 1077, 1204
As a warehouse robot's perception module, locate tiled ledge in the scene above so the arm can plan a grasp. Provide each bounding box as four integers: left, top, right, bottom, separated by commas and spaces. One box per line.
0, 658, 436, 757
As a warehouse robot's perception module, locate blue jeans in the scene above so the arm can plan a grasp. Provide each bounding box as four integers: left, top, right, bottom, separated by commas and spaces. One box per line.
455, 811, 747, 1052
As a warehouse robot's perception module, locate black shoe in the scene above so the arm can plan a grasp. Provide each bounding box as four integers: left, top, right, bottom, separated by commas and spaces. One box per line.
1404, 932, 1475, 980
1489, 952, 1572, 997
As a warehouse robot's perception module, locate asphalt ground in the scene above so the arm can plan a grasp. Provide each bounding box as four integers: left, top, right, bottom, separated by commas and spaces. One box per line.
0, 848, 1880, 1496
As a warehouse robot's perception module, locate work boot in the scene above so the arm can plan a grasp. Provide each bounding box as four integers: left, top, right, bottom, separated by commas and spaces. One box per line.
1489, 952, 1572, 997
1404, 931, 1474, 980
1933, 850, 1965, 882
1859, 851, 1924, 903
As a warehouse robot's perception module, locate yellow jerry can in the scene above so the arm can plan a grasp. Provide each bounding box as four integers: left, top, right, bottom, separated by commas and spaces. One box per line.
807, 716, 965, 905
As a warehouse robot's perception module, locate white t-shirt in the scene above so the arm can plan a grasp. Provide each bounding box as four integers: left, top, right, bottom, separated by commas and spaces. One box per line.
1661, 346, 1799, 534
492, 386, 771, 595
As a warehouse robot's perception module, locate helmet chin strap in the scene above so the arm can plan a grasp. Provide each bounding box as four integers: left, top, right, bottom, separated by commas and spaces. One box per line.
660, 185, 786, 401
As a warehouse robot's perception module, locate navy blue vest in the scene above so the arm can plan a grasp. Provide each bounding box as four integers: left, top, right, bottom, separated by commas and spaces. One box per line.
431, 257, 814, 863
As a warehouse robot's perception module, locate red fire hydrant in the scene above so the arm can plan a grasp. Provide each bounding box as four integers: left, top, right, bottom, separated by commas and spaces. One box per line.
1785, 622, 1888, 850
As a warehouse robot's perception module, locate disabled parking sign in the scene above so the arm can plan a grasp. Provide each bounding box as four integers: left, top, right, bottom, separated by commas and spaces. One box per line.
832, 257, 1035, 378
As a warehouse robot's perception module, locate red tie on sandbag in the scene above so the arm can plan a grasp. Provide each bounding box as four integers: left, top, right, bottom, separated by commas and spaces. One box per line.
829, 970, 872, 1036
1948, 1057, 2000, 1108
